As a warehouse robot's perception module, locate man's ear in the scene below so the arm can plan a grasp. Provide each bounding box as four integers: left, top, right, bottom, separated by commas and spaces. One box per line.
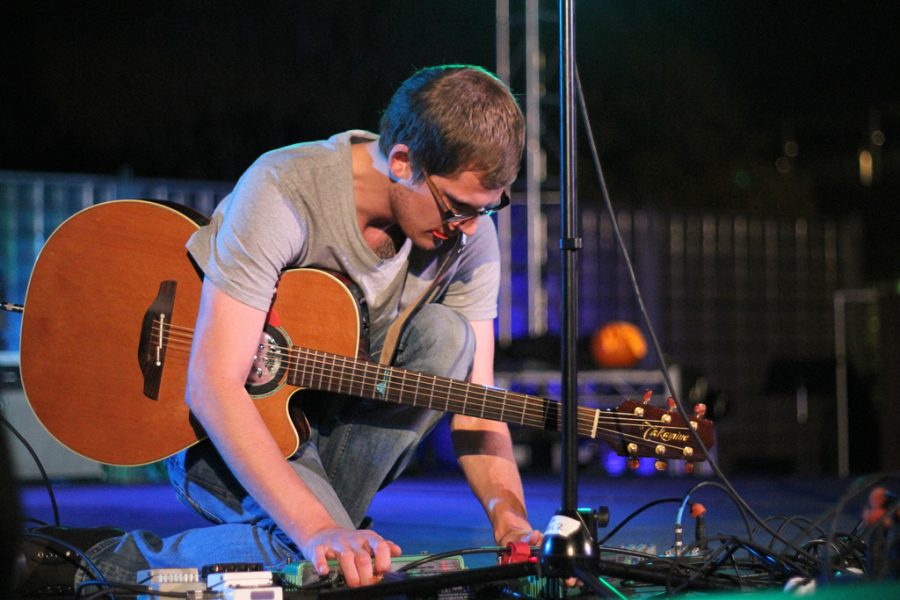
387, 144, 413, 182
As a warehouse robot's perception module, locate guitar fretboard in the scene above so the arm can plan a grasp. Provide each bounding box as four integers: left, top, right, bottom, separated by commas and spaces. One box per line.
286, 347, 602, 439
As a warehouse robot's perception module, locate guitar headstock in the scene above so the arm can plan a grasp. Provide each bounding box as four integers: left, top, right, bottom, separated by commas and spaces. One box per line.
604, 396, 716, 471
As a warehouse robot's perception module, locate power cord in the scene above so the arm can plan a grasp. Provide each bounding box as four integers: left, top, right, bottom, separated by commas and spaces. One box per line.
1, 413, 60, 526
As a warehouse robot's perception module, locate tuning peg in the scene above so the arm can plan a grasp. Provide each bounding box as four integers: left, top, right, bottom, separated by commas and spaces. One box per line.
642, 389, 653, 405
627, 458, 641, 471
693, 403, 707, 419
666, 396, 677, 412
684, 462, 695, 475
654, 460, 668, 472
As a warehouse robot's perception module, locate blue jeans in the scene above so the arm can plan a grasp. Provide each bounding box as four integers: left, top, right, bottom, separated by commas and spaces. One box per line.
81, 303, 476, 583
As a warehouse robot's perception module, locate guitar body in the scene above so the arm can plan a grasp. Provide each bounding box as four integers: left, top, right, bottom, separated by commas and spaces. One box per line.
20, 200, 362, 466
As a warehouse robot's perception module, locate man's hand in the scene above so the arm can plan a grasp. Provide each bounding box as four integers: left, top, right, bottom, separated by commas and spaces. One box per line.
490, 497, 543, 547
301, 526, 402, 587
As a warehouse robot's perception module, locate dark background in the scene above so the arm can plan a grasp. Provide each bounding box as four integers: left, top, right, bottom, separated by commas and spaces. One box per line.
2, 0, 898, 281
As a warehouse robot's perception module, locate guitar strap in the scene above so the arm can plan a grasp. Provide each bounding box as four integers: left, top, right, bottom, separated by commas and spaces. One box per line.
378, 234, 466, 366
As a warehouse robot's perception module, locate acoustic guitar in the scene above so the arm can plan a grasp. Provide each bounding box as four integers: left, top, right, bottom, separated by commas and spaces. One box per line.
19, 200, 714, 467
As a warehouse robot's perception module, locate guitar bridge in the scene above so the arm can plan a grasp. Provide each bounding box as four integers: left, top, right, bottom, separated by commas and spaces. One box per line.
138, 280, 176, 400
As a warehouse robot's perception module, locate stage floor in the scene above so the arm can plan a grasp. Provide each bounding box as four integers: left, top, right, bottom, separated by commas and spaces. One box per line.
18, 472, 860, 569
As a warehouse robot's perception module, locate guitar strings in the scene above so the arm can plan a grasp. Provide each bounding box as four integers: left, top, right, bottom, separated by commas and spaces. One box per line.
152, 326, 692, 433
150, 325, 698, 432
151, 324, 702, 456
145, 343, 701, 462
150, 343, 692, 456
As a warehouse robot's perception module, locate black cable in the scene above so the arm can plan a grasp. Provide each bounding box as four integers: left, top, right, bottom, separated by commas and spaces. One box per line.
595, 545, 682, 565
596, 497, 680, 545
778, 508, 861, 569
727, 550, 747, 589
687, 534, 809, 580
22, 530, 107, 584
667, 539, 740, 595
767, 515, 826, 550
1, 413, 60, 526
825, 472, 900, 582
573, 67, 823, 570
395, 545, 508, 573
76, 579, 186, 599
842, 496, 900, 576
677, 481, 754, 543
668, 536, 803, 596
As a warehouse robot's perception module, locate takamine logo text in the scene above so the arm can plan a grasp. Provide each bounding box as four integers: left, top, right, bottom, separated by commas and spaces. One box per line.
642, 422, 691, 443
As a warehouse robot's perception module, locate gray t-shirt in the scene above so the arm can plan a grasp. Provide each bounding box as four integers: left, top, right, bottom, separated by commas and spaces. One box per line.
186, 130, 500, 335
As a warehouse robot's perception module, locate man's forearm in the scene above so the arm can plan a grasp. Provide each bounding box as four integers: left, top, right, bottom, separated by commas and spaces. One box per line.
453, 417, 539, 545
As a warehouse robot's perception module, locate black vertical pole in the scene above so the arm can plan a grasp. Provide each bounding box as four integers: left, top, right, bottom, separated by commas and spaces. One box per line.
559, 0, 580, 512
540, 2, 593, 575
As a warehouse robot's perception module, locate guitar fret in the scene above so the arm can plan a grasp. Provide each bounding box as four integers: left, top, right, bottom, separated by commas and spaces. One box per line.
480, 387, 487, 418
438, 378, 450, 412
367, 362, 376, 398
359, 361, 369, 398
391, 371, 403, 402
387, 368, 397, 403
413, 372, 422, 407
428, 374, 435, 410
336, 354, 345, 394
375, 364, 385, 401
303, 351, 311, 388
324, 354, 333, 391
310, 350, 319, 388
398, 370, 408, 405
297, 351, 307, 387
324, 353, 332, 390
327, 353, 335, 391
356, 361, 364, 397
500, 389, 510, 423
369, 363, 378, 400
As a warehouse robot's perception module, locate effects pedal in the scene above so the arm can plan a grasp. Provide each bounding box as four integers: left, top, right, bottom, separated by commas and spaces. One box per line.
279, 553, 466, 589
207, 571, 282, 600
136, 568, 206, 600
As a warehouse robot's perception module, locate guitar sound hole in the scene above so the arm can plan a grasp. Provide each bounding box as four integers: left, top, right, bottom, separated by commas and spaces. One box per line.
245, 325, 288, 396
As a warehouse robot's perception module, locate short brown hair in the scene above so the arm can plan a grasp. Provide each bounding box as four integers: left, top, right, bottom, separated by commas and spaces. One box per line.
379, 65, 525, 190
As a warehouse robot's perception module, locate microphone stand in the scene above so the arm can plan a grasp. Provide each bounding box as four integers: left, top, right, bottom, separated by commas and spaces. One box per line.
538, 1, 608, 595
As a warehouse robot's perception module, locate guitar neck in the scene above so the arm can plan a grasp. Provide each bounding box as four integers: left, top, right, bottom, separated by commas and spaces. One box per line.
286, 347, 600, 439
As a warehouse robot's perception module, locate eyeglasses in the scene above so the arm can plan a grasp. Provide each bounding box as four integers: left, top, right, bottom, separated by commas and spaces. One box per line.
423, 172, 510, 225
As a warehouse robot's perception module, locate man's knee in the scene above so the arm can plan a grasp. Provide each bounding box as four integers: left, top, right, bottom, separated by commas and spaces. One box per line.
398, 304, 476, 379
